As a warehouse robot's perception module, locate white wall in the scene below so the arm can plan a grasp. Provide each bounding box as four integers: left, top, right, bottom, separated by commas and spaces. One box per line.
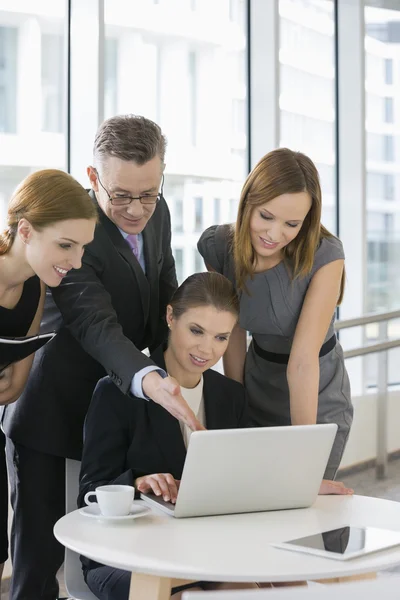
341, 390, 400, 469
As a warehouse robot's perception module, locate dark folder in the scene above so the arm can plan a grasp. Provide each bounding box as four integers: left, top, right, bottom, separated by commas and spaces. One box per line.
0, 332, 56, 372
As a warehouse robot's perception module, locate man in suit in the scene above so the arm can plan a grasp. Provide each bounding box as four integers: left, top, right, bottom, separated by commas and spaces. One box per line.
3, 114, 202, 600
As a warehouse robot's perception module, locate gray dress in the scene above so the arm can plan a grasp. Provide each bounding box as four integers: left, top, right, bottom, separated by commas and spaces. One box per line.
198, 224, 353, 479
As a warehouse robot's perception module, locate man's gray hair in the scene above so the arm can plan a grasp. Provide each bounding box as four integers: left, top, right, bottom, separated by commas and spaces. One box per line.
93, 114, 167, 167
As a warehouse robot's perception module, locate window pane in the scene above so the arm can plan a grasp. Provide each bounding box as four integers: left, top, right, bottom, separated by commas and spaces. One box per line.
384, 97, 394, 123
105, 38, 118, 119
173, 198, 183, 233
385, 58, 393, 84
0, 4, 66, 226
175, 248, 184, 284
230, 197, 238, 222
365, 4, 400, 315
279, 0, 336, 234
104, 0, 248, 282
0, 26, 17, 133
188, 50, 197, 146
41, 34, 64, 133
365, 3, 400, 391
194, 249, 203, 273
367, 132, 397, 163
194, 196, 203, 232
214, 198, 221, 223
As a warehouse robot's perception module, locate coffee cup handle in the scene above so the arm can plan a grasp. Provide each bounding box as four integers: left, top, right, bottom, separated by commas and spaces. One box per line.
84, 491, 97, 506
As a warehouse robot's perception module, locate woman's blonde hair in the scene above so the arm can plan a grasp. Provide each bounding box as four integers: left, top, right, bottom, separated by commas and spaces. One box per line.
0, 169, 98, 255
233, 148, 344, 304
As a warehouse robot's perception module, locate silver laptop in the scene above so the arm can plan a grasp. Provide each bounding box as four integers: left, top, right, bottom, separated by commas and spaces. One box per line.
140, 423, 337, 518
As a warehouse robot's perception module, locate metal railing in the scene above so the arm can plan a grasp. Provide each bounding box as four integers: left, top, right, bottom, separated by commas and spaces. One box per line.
335, 310, 400, 479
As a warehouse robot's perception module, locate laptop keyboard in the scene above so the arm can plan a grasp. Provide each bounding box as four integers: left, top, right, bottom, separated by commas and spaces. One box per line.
141, 493, 176, 512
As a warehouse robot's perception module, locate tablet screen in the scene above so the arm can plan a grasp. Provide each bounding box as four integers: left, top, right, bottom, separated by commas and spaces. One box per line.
283, 526, 400, 558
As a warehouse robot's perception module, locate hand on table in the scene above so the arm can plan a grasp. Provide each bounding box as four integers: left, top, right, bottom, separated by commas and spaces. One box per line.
142, 371, 206, 432
319, 479, 354, 495
135, 473, 180, 503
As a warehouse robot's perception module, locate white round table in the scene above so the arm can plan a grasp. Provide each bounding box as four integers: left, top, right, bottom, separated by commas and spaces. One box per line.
54, 496, 400, 600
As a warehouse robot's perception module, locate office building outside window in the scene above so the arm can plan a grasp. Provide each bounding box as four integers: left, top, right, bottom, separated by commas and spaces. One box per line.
279, 0, 337, 234
364, 3, 400, 392
41, 34, 64, 133
175, 248, 184, 283
194, 249, 204, 274
365, 4, 400, 314
0, 2, 67, 227
103, 0, 248, 283
173, 198, 183, 233
214, 198, 221, 224
0, 26, 17, 134
194, 196, 203, 233
230, 198, 238, 223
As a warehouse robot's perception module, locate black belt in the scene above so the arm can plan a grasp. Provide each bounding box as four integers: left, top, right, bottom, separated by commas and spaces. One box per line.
252, 334, 336, 365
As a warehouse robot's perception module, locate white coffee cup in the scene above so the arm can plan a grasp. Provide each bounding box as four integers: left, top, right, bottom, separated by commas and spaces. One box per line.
84, 484, 135, 517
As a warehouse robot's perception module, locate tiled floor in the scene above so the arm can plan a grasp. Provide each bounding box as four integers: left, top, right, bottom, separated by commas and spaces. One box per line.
2, 460, 400, 599
340, 461, 400, 502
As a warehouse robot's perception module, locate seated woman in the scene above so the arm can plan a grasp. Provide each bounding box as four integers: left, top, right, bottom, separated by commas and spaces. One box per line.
78, 271, 352, 599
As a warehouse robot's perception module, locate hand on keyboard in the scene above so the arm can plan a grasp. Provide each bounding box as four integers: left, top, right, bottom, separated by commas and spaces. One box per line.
135, 473, 181, 503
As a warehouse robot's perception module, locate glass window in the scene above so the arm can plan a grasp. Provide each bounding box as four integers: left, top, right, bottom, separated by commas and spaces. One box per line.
41, 34, 64, 133
105, 38, 118, 119
232, 99, 246, 136
0, 5, 66, 226
384, 135, 394, 162
279, 0, 336, 232
366, 93, 385, 126
385, 58, 393, 84
173, 198, 183, 233
174, 248, 184, 284
188, 50, 197, 146
104, 0, 248, 282
365, 3, 400, 315
194, 249, 203, 273
367, 172, 395, 202
367, 132, 396, 163
194, 196, 203, 232
0, 26, 17, 134
384, 97, 394, 123
365, 52, 384, 87
230, 0, 246, 28
214, 198, 221, 223
230, 198, 238, 223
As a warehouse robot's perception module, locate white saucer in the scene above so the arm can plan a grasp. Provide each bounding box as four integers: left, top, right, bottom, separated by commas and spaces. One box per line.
79, 502, 150, 521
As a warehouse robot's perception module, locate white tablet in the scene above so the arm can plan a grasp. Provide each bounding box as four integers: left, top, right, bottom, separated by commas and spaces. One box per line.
273, 526, 400, 561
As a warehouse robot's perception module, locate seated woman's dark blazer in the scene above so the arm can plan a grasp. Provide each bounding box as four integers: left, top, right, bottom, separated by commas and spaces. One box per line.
78, 344, 248, 572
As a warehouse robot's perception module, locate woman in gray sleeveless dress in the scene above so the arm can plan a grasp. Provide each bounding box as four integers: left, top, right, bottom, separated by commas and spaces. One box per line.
198, 148, 353, 480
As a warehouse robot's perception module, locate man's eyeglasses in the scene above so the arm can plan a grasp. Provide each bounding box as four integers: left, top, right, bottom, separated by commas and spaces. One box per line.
96, 171, 163, 206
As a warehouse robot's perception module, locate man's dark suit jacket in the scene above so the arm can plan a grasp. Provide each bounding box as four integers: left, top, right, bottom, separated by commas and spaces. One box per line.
2, 192, 177, 459
79, 344, 248, 502
78, 345, 248, 572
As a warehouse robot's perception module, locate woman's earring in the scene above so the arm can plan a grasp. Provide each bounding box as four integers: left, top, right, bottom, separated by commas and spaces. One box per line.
167, 323, 171, 329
